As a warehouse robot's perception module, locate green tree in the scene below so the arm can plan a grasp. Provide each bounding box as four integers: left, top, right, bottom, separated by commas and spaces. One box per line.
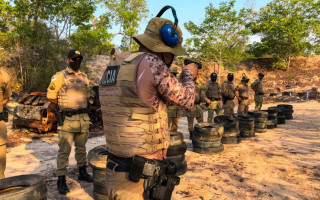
100, 0, 148, 51
184, 0, 253, 83
249, 0, 320, 70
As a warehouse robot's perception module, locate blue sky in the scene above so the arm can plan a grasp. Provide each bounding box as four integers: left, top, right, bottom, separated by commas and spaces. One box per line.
109, 0, 271, 46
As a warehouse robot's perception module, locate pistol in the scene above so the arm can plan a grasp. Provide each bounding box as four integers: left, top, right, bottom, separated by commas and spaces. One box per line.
184, 59, 202, 69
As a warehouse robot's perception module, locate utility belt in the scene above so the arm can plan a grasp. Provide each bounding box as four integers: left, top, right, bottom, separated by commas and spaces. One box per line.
56, 108, 89, 126
208, 97, 221, 101
0, 107, 9, 122
222, 96, 235, 104
107, 153, 180, 200
257, 92, 264, 95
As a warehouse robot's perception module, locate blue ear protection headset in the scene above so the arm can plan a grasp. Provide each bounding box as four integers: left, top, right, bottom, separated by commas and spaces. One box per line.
156, 6, 180, 47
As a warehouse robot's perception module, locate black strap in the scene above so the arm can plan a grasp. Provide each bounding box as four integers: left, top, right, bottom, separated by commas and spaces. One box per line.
208, 97, 221, 101
156, 6, 178, 30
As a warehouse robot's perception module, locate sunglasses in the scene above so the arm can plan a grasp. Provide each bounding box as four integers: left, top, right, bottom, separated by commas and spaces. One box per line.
71, 57, 83, 62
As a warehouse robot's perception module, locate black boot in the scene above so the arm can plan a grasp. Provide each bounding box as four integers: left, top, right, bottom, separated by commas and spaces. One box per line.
189, 131, 193, 140
57, 175, 70, 195
78, 165, 93, 183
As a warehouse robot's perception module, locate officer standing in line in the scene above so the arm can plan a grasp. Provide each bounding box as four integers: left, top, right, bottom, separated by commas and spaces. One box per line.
167, 66, 180, 132
221, 73, 236, 118
0, 68, 11, 179
251, 73, 265, 111
99, 6, 197, 200
235, 74, 250, 114
186, 82, 203, 138
47, 49, 93, 195
202, 72, 223, 122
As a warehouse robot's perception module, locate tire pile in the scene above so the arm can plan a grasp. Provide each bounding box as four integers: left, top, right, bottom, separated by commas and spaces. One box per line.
214, 115, 241, 144
269, 106, 286, 124
248, 111, 268, 133
192, 123, 224, 154
277, 104, 294, 120
88, 145, 108, 200
264, 108, 278, 129
166, 132, 188, 176
234, 114, 255, 137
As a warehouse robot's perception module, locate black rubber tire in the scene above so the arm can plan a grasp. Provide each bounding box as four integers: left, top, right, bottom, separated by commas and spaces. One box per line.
277, 117, 286, 124
169, 132, 184, 146
255, 122, 266, 128
176, 161, 187, 176
285, 115, 293, 120
222, 130, 239, 137
221, 135, 241, 144
268, 113, 278, 118
193, 131, 222, 141
248, 111, 268, 118
193, 143, 224, 154
277, 104, 293, 110
267, 125, 275, 129
166, 142, 187, 157
267, 116, 277, 120
254, 128, 267, 133
192, 138, 221, 148
214, 116, 239, 133
94, 192, 108, 200
268, 107, 281, 113
240, 123, 254, 129
223, 123, 239, 133
0, 174, 47, 200
93, 179, 107, 195
92, 168, 106, 182
167, 154, 185, 164
264, 109, 278, 114
88, 145, 108, 163
283, 110, 294, 114
240, 130, 255, 137
194, 123, 224, 136
254, 118, 267, 123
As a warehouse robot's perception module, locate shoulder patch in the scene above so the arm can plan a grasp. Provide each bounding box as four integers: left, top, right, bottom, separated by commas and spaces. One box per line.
49, 83, 55, 90
100, 65, 120, 86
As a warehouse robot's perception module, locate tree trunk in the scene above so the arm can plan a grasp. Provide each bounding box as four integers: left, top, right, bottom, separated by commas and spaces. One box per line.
286, 56, 291, 71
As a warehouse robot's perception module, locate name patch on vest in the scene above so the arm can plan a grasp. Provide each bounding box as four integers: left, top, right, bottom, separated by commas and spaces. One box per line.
100, 65, 120, 86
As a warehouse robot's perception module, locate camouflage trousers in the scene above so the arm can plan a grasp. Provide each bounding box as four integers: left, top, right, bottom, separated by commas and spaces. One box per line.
105, 168, 145, 200
223, 100, 235, 118
238, 99, 249, 114
254, 94, 263, 111
207, 100, 223, 123
187, 116, 204, 132
168, 117, 179, 132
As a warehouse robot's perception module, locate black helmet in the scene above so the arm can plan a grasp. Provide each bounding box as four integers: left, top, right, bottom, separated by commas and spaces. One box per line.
210, 73, 217, 82
258, 73, 265, 77
227, 73, 234, 81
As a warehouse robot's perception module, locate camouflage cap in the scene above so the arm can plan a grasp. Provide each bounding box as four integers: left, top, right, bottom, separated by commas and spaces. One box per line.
132, 17, 187, 56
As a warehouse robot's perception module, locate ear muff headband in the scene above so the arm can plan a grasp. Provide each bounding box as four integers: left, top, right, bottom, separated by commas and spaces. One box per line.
156, 6, 179, 47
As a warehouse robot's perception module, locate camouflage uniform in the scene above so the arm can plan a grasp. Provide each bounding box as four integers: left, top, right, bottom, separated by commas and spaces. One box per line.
202, 80, 223, 122
251, 78, 264, 111
167, 104, 180, 132
221, 80, 235, 118
235, 82, 249, 114
0, 69, 11, 179
187, 83, 203, 133
47, 67, 90, 176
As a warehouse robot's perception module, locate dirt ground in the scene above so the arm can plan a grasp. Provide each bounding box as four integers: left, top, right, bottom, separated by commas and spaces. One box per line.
4, 101, 320, 200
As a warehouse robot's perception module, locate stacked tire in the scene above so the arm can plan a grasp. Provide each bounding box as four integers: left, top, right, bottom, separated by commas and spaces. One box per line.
269, 106, 286, 124
192, 123, 224, 154
277, 104, 294, 120
166, 132, 187, 176
0, 174, 47, 200
265, 108, 279, 129
234, 114, 255, 137
248, 111, 268, 133
88, 145, 108, 200
214, 115, 241, 144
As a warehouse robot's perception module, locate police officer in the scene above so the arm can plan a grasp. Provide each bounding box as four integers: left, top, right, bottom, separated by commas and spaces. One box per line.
47, 49, 93, 195
235, 74, 250, 114
222, 73, 236, 118
167, 66, 180, 132
0, 69, 11, 179
187, 82, 203, 138
202, 72, 223, 122
99, 6, 197, 200
251, 73, 265, 111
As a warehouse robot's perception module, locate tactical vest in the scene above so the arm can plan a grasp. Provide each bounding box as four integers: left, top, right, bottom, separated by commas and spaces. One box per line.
238, 83, 249, 98
99, 50, 169, 158
222, 81, 235, 98
194, 84, 201, 103
206, 81, 221, 99
57, 70, 88, 109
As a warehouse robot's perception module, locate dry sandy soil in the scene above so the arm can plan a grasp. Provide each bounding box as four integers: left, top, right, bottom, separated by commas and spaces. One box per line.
4, 101, 320, 200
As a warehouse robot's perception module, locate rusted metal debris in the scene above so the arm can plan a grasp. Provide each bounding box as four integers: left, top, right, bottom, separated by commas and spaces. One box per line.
13, 92, 57, 132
